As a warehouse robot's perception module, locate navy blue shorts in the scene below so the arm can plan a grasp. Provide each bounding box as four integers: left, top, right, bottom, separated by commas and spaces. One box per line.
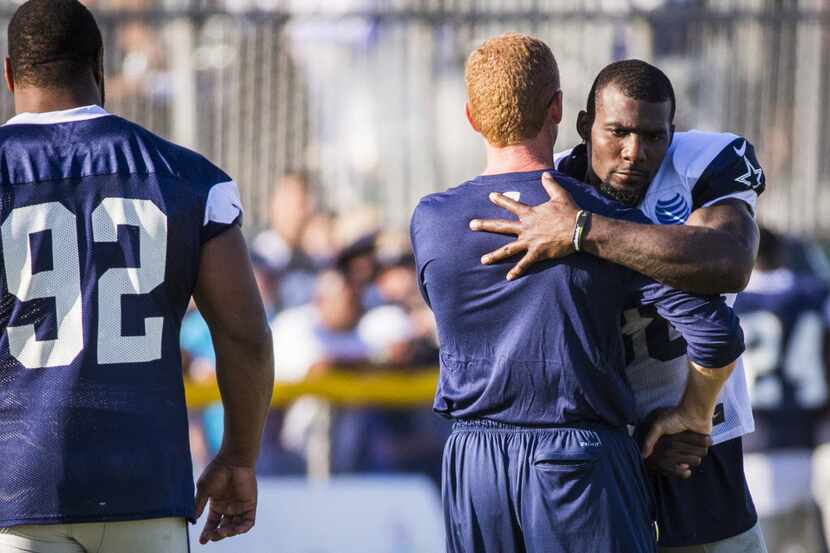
442, 419, 657, 553
648, 436, 758, 547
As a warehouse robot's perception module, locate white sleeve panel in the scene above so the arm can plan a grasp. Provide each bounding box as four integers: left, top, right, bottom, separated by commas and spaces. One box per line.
204, 180, 243, 226
671, 130, 740, 181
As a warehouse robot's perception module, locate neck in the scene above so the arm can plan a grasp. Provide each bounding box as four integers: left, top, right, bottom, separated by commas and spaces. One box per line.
13, 85, 101, 115
482, 137, 554, 176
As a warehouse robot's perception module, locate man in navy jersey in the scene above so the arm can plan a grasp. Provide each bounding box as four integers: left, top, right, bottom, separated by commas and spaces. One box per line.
470, 60, 766, 551
411, 33, 745, 553
0, 1, 274, 552
736, 227, 830, 552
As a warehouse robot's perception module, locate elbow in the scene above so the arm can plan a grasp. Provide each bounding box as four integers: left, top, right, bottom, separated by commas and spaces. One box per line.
220, 320, 274, 367
714, 255, 754, 294
253, 325, 275, 366
720, 269, 751, 294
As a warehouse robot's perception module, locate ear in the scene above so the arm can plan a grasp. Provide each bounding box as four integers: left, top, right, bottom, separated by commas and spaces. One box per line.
4, 58, 14, 95
465, 103, 481, 134
549, 90, 563, 125
668, 123, 675, 147
576, 110, 591, 142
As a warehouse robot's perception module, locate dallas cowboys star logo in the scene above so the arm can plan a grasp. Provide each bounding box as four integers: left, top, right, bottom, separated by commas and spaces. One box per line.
733, 140, 764, 190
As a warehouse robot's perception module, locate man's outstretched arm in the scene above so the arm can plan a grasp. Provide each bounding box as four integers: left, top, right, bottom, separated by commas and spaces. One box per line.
192, 226, 275, 544
471, 172, 758, 295
583, 197, 757, 294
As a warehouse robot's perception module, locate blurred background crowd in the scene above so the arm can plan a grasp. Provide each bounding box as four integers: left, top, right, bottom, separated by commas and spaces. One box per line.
181, 172, 450, 483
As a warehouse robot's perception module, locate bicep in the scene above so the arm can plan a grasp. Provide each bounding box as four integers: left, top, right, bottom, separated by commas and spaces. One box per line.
686, 199, 758, 248
193, 227, 269, 344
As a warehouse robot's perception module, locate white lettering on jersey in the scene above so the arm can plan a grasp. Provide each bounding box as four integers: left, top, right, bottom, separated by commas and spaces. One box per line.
1, 202, 83, 368
93, 198, 167, 364
0, 198, 169, 369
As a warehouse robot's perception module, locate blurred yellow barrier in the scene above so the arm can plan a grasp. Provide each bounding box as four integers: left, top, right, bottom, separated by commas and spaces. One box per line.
184, 368, 440, 409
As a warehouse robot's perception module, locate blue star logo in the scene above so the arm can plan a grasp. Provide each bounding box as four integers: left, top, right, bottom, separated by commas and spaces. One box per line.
733, 141, 764, 190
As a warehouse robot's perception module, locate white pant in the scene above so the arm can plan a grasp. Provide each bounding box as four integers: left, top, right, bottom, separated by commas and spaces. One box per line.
814, 443, 830, 548
0, 517, 188, 553
744, 450, 813, 517
659, 522, 768, 553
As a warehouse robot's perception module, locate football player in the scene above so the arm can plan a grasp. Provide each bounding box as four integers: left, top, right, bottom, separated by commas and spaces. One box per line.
736, 226, 830, 552
412, 34, 745, 553
0, 1, 274, 552
470, 60, 767, 552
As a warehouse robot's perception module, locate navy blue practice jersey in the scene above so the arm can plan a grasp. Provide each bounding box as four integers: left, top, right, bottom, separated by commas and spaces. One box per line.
411, 169, 744, 428
0, 106, 242, 526
735, 268, 830, 451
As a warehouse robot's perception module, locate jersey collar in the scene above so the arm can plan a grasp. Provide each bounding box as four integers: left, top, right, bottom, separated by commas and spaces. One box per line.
4, 104, 111, 126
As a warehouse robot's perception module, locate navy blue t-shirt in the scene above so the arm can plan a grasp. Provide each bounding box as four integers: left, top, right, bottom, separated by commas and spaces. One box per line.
411, 169, 744, 428
0, 106, 242, 526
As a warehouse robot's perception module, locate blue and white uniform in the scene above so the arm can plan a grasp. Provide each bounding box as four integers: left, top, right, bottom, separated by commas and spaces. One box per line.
0, 106, 242, 527
556, 131, 766, 547
735, 269, 829, 517
411, 169, 745, 553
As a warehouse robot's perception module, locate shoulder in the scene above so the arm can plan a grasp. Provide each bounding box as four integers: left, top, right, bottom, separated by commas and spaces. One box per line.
554, 147, 575, 169
118, 118, 232, 189
113, 118, 242, 227
667, 130, 765, 209
670, 130, 763, 187
668, 130, 744, 175
411, 183, 470, 223
554, 144, 587, 180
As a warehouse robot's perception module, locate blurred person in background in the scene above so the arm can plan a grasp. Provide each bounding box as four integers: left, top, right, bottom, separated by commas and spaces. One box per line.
253, 172, 319, 308
336, 230, 384, 309
300, 209, 339, 268
0, 1, 273, 550
105, 19, 169, 104
735, 227, 830, 553
272, 269, 370, 468
335, 235, 448, 482
360, 230, 439, 365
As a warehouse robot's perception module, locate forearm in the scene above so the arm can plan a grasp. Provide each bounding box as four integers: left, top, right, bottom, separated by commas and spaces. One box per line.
213, 327, 275, 467
584, 214, 753, 294
676, 360, 735, 433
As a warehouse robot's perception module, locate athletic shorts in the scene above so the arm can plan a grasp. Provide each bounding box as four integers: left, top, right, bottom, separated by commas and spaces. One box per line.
442, 419, 657, 553
648, 437, 758, 547
0, 517, 188, 553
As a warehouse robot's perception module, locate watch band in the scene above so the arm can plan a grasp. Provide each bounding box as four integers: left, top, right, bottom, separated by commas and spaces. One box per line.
572, 209, 592, 252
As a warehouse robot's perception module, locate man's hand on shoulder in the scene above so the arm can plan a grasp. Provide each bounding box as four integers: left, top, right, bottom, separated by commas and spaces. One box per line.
469, 172, 579, 280
194, 456, 258, 544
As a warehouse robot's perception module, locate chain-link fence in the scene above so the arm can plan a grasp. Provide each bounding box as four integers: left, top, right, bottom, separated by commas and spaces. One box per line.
0, 0, 827, 236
